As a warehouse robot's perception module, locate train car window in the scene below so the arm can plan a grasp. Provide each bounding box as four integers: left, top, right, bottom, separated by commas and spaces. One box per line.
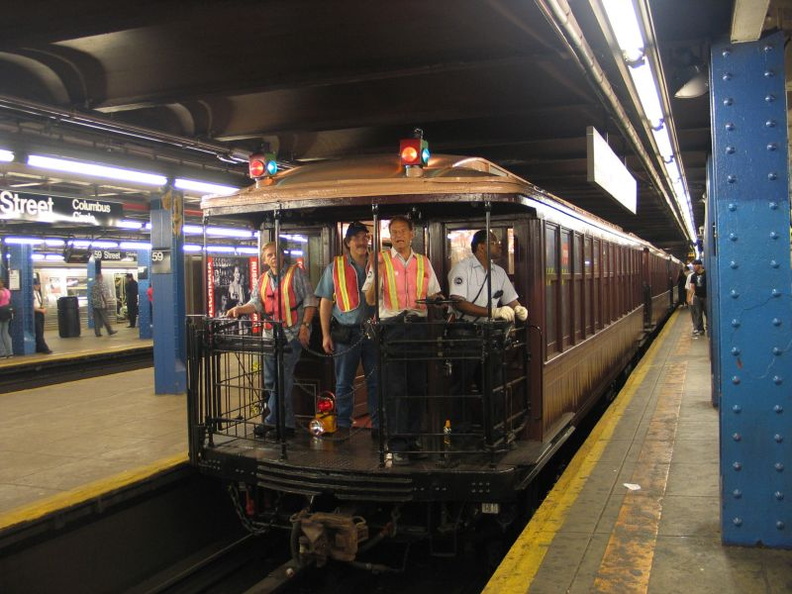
584, 236, 593, 336
593, 238, 601, 330
560, 229, 571, 349
573, 232, 583, 342
545, 223, 559, 355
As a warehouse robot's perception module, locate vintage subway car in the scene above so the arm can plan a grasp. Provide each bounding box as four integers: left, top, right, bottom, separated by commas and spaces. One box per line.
187, 149, 677, 567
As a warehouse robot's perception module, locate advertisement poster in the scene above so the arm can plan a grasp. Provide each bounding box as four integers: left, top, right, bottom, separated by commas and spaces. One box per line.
207, 256, 258, 318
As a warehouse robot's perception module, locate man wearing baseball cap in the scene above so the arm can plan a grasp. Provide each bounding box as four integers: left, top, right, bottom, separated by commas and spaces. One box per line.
315, 221, 379, 435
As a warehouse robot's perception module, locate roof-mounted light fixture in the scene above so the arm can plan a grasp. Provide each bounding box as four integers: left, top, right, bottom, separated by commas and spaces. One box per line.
599, 0, 696, 242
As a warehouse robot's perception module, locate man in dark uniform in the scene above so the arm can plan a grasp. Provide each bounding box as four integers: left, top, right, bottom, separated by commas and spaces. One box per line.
125, 273, 139, 328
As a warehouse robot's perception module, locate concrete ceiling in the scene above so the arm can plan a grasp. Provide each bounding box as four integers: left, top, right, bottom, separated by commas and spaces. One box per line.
0, 0, 748, 257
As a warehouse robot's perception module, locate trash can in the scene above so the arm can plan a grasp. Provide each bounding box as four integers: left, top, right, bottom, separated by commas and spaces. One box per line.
57, 296, 81, 338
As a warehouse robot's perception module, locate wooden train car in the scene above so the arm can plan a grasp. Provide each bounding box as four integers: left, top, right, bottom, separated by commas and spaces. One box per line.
188, 149, 678, 567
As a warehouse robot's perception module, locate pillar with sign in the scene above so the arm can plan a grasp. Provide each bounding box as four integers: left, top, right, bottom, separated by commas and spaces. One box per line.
7, 244, 35, 355
150, 188, 186, 394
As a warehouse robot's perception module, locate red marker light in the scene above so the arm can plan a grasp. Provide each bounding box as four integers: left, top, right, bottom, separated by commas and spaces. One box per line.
249, 153, 278, 179
399, 138, 429, 167
317, 395, 335, 414
249, 157, 266, 178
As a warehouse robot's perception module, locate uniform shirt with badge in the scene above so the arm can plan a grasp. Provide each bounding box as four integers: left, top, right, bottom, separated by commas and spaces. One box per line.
448, 256, 518, 321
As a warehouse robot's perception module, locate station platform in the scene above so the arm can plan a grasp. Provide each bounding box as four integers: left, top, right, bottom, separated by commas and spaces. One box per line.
0, 324, 184, 530
484, 310, 792, 594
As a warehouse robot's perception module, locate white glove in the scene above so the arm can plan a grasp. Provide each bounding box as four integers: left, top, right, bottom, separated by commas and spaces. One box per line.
514, 305, 528, 321
493, 306, 515, 322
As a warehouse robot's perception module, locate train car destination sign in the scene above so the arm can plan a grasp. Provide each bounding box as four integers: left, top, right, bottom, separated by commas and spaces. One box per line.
0, 189, 123, 227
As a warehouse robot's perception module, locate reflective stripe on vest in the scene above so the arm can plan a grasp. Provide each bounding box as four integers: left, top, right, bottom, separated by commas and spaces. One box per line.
332, 255, 360, 312
381, 250, 428, 311
261, 264, 299, 326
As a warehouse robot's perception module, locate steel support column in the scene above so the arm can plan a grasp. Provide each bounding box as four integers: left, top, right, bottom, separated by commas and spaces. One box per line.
711, 31, 792, 546
150, 190, 186, 394
7, 244, 34, 355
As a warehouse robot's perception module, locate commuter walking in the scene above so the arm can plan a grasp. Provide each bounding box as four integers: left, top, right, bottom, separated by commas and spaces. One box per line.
125, 273, 139, 328
0, 279, 13, 358
32, 279, 52, 354
315, 221, 378, 433
91, 273, 117, 337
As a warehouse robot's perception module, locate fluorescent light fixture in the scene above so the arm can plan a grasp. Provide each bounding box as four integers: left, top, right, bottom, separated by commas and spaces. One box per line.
69, 240, 92, 249
184, 244, 202, 253
182, 224, 254, 239
28, 154, 168, 186
206, 226, 254, 239
601, 0, 645, 62
280, 234, 308, 243
175, 178, 239, 196
0, 149, 13, 162
31, 253, 45, 261
44, 238, 66, 247
651, 126, 674, 161
236, 246, 259, 255
45, 254, 65, 262
4, 237, 42, 245
628, 62, 664, 127
117, 220, 144, 230
205, 245, 236, 254
119, 241, 151, 250
90, 240, 118, 248
182, 224, 204, 235
286, 249, 304, 257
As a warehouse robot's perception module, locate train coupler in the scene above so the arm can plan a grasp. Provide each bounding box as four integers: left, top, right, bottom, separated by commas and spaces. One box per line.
292, 510, 370, 567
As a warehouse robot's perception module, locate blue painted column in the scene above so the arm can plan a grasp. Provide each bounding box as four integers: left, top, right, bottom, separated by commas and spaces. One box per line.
137, 249, 152, 339
711, 31, 792, 546
7, 244, 34, 355
150, 190, 186, 394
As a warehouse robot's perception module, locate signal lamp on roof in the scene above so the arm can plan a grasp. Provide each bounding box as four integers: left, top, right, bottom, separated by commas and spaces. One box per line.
399, 137, 430, 167
249, 153, 278, 179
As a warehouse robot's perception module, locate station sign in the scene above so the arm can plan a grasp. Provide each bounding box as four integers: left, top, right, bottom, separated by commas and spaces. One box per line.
151, 248, 172, 274
91, 249, 138, 261
0, 189, 123, 227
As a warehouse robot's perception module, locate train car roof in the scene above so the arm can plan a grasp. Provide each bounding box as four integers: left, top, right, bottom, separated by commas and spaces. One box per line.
201, 154, 537, 216
201, 154, 676, 258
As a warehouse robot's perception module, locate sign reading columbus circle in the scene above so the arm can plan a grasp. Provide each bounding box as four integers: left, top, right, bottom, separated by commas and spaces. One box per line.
0, 189, 123, 227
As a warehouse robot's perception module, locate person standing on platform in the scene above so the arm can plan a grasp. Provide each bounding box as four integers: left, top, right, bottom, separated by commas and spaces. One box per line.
146, 284, 153, 322
687, 259, 707, 337
315, 221, 379, 434
0, 279, 13, 358
363, 215, 444, 463
32, 279, 52, 354
91, 273, 117, 337
226, 242, 317, 436
447, 230, 528, 430
125, 273, 139, 328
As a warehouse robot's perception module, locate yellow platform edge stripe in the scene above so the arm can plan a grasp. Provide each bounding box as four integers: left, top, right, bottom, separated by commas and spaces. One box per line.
483, 311, 678, 594
0, 452, 188, 532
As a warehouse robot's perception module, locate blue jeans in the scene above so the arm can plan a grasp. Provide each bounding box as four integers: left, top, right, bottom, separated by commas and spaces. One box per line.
0, 319, 11, 356
263, 337, 303, 429
333, 326, 379, 428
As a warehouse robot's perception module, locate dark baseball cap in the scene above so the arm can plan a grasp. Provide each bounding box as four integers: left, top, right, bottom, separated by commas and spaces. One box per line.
345, 221, 369, 239
692, 259, 702, 265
